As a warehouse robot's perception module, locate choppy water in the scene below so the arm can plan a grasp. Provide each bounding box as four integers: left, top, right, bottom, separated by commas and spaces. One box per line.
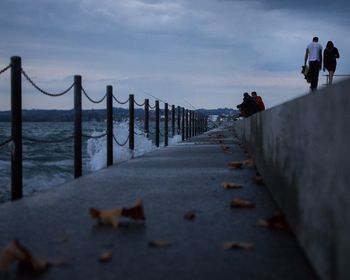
0, 121, 181, 203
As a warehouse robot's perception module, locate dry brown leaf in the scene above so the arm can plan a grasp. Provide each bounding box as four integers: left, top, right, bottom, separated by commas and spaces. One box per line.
184, 211, 195, 220
230, 198, 255, 208
99, 251, 113, 262
222, 182, 242, 189
90, 199, 145, 228
228, 161, 243, 169
121, 198, 146, 221
256, 212, 288, 230
242, 158, 255, 167
89, 207, 123, 228
148, 240, 174, 247
223, 242, 254, 250
0, 240, 52, 273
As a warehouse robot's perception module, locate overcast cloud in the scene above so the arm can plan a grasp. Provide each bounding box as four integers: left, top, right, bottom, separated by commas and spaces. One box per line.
0, 0, 349, 110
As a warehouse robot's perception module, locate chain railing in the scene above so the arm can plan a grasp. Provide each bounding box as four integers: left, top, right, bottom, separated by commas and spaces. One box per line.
2, 56, 208, 201
113, 134, 129, 147
21, 68, 74, 97
112, 95, 129, 105
0, 137, 13, 148
0, 64, 11, 75
82, 86, 107, 104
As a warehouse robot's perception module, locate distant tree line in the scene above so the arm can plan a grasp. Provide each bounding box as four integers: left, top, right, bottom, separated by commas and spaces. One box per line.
0, 108, 238, 122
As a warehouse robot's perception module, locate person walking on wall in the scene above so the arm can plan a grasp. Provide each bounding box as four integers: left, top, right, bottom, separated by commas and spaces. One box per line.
304, 36, 323, 91
251, 91, 265, 111
323, 41, 340, 85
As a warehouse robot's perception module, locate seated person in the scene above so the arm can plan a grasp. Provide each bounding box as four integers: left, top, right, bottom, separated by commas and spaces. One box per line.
237, 92, 260, 117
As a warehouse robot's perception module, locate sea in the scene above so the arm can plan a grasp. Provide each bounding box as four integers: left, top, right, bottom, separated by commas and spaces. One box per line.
0, 120, 182, 203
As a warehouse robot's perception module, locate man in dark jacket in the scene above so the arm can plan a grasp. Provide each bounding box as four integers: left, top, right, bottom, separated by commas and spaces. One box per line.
237, 92, 260, 117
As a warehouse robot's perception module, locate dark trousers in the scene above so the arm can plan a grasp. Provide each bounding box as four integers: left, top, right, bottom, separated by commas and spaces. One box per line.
309, 60, 321, 91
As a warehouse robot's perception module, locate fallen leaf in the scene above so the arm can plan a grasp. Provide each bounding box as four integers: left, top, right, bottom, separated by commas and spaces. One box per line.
256, 212, 288, 230
121, 198, 146, 220
230, 198, 255, 208
222, 182, 242, 189
0, 240, 52, 273
99, 251, 112, 262
90, 199, 146, 228
148, 240, 174, 247
184, 211, 195, 220
223, 242, 254, 250
228, 161, 243, 169
89, 207, 123, 228
242, 158, 255, 167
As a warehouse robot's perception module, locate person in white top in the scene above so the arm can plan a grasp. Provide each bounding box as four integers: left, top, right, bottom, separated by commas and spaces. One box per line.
304, 36, 323, 91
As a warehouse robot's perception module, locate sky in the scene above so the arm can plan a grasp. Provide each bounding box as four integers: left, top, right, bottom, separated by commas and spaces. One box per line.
0, 0, 349, 110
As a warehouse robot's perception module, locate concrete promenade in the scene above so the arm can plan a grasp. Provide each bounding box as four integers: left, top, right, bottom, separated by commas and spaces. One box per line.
0, 128, 317, 280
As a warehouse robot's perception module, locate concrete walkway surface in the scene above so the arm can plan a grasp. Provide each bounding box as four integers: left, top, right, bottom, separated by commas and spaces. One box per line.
0, 126, 318, 280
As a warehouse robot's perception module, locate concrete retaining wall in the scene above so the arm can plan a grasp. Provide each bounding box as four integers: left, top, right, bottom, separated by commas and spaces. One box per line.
233, 79, 350, 280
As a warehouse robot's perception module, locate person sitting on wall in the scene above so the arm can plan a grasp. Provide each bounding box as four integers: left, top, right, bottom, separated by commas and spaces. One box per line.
251, 91, 265, 111
236, 92, 260, 117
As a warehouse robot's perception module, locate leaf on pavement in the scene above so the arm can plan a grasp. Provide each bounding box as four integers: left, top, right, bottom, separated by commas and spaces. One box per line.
222, 182, 242, 189
148, 240, 174, 248
89, 207, 123, 228
228, 161, 243, 169
184, 211, 195, 220
99, 251, 113, 262
242, 158, 255, 167
121, 198, 146, 221
230, 198, 255, 208
256, 212, 288, 230
223, 242, 254, 250
0, 240, 55, 273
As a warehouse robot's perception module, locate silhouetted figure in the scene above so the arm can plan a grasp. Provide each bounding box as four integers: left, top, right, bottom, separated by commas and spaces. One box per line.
304, 36, 323, 92
251, 91, 265, 111
323, 41, 340, 85
237, 92, 260, 117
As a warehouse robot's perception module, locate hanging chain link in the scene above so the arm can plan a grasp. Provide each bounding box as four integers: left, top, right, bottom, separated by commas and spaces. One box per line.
113, 134, 129, 147
0, 137, 12, 148
81, 86, 107, 104
21, 69, 74, 97
0, 64, 11, 76
134, 99, 145, 107
112, 94, 130, 105
148, 102, 156, 109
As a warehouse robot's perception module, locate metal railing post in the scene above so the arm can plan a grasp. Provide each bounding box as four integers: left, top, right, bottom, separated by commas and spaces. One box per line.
106, 85, 113, 166
171, 105, 175, 137
145, 99, 149, 137
181, 107, 185, 141
155, 100, 160, 147
189, 110, 192, 139
185, 109, 189, 140
164, 103, 168, 146
129, 94, 134, 150
74, 75, 82, 178
11, 56, 22, 200
177, 106, 181, 135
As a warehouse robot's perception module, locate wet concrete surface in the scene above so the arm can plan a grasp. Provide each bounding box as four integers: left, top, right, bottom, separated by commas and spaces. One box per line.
0, 127, 318, 279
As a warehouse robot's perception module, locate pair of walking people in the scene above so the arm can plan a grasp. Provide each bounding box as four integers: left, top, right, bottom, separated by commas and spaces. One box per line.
304, 37, 340, 91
